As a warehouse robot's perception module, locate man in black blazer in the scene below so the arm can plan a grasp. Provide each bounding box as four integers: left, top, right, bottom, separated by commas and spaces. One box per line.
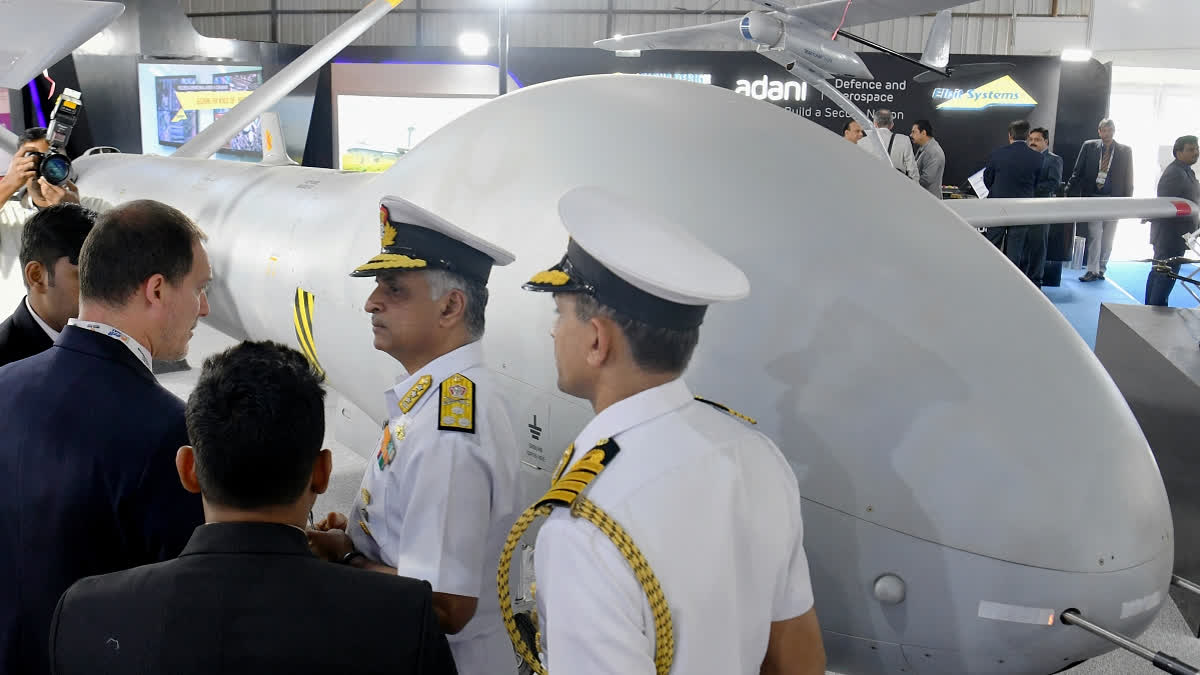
0, 201, 208, 675
1067, 118, 1134, 281
50, 341, 458, 675
1023, 127, 1065, 286
983, 120, 1046, 266
1145, 135, 1199, 306
0, 204, 95, 366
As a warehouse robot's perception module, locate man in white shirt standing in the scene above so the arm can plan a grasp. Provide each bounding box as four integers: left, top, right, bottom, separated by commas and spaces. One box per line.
308, 196, 521, 675
858, 109, 918, 180
0, 203, 95, 366
509, 186, 826, 674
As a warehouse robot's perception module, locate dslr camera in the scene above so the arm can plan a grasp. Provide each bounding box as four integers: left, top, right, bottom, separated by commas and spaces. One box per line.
26, 88, 82, 186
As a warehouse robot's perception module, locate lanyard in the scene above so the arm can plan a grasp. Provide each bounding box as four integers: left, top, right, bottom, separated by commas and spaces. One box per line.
68, 319, 153, 371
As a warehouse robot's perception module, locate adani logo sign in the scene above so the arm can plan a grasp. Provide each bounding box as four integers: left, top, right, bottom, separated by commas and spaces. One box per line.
933, 75, 1037, 111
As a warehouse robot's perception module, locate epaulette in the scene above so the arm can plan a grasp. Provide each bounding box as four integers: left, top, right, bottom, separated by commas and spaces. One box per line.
438, 373, 476, 433
397, 375, 433, 414
537, 438, 620, 508
693, 396, 758, 425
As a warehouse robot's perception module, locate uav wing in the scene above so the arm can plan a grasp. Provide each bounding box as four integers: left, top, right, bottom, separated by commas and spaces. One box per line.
782, 0, 966, 31
595, 19, 752, 52
0, 0, 125, 89
946, 198, 1198, 229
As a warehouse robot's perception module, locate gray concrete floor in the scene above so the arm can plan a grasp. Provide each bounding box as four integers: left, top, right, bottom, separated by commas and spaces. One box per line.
1058, 600, 1200, 675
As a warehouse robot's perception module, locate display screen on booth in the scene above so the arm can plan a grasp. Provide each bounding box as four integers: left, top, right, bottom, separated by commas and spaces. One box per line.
137, 62, 264, 161
336, 95, 489, 173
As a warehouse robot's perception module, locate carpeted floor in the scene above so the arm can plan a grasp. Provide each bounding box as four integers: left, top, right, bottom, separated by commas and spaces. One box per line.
1044, 261, 1198, 348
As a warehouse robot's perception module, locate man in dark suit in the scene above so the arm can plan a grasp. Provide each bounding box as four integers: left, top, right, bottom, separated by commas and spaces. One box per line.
1145, 135, 1199, 306
1067, 118, 1134, 281
0, 200, 208, 675
0, 204, 96, 366
1023, 127, 1065, 286
49, 341, 458, 675
983, 120, 1046, 268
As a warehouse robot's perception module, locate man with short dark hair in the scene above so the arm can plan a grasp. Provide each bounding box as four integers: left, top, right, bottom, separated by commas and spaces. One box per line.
0, 127, 100, 212
841, 119, 864, 144
910, 119, 945, 199
1024, 127, 1064, 286
983, 120, 1045, 257
510, 186, 825, 674
0, 203, 95, 366
0, 199, 208, 675
1145, 135, 1199, 306
0, 128, 48, 205
48, 341, 457, 675
1068, 118, 1134, 281
307, 196, 520, 675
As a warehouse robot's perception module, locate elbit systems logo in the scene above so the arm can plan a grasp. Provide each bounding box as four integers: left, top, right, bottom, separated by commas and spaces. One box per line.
933, 75, 1037, 111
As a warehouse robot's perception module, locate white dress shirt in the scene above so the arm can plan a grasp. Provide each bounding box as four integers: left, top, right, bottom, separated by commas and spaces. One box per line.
534, 378, 814, 674
25, 297, 59, 341
859, 127, 919, 180
348, 340, 521, 675
66, 318, 153, 371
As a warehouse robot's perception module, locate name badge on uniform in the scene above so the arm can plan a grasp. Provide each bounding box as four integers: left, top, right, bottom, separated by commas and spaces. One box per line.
1096, 170, 1108, 188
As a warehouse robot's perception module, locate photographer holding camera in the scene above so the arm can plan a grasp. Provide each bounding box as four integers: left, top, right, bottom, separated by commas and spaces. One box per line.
2, 90, 111, 219
1, 128, 105, 212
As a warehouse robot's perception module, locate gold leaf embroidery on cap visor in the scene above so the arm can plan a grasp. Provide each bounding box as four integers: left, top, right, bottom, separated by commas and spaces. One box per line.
528, 269, 571, 286
353, 253, 429, 273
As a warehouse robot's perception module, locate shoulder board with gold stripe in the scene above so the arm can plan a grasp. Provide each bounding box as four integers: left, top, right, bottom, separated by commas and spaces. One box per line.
537, 438, 620, 508
550, 443, 575, 484
438, 373, 476, 434
693, 396, 758, 425
397, 375, 433, 414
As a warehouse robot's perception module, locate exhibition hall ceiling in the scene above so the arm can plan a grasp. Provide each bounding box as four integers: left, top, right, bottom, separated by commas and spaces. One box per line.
182, 0, 1092, 53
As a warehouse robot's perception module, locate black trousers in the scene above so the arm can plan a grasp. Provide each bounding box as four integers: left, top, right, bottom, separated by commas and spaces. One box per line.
995, 224, 1049, 283
1145, 244, 1186, 306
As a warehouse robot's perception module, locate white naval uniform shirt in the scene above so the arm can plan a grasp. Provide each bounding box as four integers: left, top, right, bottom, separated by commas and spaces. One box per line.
347, 341, 521, 675
534, 378, 814, 674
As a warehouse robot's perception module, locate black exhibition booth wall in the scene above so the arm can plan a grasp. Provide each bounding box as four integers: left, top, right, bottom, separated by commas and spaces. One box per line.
17, 6, 1109, 188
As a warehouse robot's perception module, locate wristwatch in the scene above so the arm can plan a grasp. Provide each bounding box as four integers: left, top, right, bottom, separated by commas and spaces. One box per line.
341, 550, 366, 565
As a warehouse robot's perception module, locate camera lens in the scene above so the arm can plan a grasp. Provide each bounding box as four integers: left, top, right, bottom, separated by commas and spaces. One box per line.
40, 154, 72, 186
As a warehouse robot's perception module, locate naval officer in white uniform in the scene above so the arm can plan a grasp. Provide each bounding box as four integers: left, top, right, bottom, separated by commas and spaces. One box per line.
308, 196, 521, 675
516, 186, 826, 674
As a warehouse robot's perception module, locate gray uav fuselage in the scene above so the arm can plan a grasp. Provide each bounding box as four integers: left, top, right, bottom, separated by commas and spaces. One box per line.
21, 74, 1175, 675
0, 1, 1190, 672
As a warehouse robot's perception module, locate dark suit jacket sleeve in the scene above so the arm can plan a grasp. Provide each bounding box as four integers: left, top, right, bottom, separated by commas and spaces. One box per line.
1067, 142, 1089, 196
47, 585, 67, 675
1159, 164, 1187, 199
1038, 155, 1064, 197
131, 417, 204, 563
417, 582, 459, 674
983, 152, 996, 190
1120, 145, 1135, 197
